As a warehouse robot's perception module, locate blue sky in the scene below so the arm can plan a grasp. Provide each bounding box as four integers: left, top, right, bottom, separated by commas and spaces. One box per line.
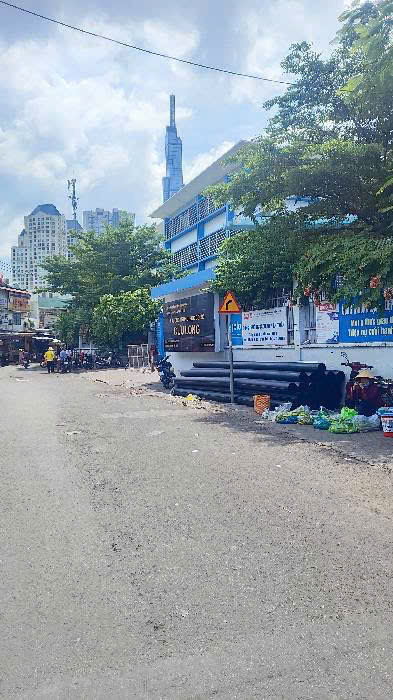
0, 0, 350, 256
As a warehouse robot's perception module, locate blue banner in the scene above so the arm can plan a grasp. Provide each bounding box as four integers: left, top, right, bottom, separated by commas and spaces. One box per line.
339, 301, 393, 343
230, 313, 243, 346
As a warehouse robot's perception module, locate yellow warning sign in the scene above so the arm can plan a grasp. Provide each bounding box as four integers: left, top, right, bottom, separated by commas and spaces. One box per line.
219, 291, 242, 314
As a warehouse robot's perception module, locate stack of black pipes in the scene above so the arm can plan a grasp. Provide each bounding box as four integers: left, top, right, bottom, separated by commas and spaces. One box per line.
172, 361, 345, 410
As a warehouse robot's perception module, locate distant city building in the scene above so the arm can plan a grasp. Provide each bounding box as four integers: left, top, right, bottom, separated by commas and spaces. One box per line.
162, 95, 184, 202
82, 208, 135, 235
0, 256, 12, 281
11, 204, 67, 291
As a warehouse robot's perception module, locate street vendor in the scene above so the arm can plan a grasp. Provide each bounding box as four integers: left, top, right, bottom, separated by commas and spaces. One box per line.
348, 369, 383, 416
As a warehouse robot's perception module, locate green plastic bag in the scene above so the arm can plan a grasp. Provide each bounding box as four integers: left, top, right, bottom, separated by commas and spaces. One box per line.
340, 407, 358, 420
328, 420, 358, 433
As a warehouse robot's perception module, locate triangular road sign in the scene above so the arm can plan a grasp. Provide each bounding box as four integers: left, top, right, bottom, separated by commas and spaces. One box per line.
219, 291, 242, 314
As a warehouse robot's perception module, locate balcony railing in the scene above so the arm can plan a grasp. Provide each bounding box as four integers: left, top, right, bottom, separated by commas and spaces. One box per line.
172, 242, 198, 268
171, 228, 237, 269
165, 196, 224, 241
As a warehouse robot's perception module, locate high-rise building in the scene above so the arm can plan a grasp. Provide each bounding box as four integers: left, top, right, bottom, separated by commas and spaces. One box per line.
0, 256, 12, 281
162, 95, 184, 202
82, 208, 135, 235
11, 204, 67, 291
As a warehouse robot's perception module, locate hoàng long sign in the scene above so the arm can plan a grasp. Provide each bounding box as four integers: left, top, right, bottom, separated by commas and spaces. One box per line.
163, 292, 215, 352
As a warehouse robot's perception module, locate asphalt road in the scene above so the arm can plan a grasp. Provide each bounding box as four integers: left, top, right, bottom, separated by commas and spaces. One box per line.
1, 364, 393, 699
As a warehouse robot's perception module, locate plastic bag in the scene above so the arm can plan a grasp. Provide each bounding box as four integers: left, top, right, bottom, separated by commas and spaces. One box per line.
328, 420, 358, 434
275, 402, 292, 414
313, 409, 332, 430
340, 407, 358, 420
378, 406, 393, 416
298, 412, 313, 425
353, 414, 381, 432
276, 414, 298, 424
313, 416, 332, 430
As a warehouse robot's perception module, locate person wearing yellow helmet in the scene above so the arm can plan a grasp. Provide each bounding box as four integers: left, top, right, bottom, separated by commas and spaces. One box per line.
44, 346, 56, 374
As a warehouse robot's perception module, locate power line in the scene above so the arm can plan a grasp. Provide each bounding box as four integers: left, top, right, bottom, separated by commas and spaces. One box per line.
0, 0, 294, 86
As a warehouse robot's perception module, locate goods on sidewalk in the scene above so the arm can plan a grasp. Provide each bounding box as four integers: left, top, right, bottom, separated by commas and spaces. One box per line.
378, 407, 393, 437
254, 394, 271, 414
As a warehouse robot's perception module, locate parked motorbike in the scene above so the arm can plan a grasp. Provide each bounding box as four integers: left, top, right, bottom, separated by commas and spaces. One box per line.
340, 352, 374, 381
95, 353, 123, 369
340, 351, 393, 405
59, 358, 71, 373
156, 355, 176, 389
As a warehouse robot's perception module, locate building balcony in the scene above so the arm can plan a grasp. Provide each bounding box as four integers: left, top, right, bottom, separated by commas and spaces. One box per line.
170, 227, 237, 269
165, 196, 224, 241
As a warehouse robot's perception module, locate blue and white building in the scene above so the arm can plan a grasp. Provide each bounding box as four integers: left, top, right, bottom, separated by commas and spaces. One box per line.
151, 99, 393, 378
151, 99, 253, 371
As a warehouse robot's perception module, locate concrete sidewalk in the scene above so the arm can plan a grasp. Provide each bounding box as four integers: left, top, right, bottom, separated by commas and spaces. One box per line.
86, 367, 393, 469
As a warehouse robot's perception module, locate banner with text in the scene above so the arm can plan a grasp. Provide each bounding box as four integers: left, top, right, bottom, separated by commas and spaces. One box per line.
242, 307, 288, 346
339, 300, 393, 343
316, 303, 339, 344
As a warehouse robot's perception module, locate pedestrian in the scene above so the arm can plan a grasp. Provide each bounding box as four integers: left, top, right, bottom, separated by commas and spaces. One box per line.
349, 369, 383, 416
44, 346, 56, 374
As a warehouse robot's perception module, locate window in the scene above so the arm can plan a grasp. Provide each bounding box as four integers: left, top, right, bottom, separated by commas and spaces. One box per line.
12, 312, 21, 325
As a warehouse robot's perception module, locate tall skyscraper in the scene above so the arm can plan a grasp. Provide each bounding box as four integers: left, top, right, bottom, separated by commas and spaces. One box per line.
11, 204, 67, 291
162, 95, 184, 202
82, 208, 135, 235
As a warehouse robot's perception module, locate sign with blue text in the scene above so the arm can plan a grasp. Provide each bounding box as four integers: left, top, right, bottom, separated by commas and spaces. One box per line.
339, 300, 393, 343
230, 313, 243, 346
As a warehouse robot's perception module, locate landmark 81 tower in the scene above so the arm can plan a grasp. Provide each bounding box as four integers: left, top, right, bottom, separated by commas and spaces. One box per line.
162, 95, 184, 202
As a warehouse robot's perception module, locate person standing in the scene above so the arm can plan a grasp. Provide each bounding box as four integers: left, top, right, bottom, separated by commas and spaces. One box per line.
44, 346, 56, 374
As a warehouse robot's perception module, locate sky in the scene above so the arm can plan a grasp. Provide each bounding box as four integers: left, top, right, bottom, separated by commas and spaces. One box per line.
0, 0, 351, 257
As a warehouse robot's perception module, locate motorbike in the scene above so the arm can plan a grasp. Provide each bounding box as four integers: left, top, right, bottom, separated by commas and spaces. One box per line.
340, 351, 374, 381
59, 358, 71, 373
95, 353, 123, 369
340, 351, 393, 406
156, 355, 176, 389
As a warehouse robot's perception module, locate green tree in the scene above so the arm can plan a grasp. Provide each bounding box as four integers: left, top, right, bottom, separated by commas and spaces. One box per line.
92, 289, 159, 348
54, 308, 89, 347
208, 1, 393, 308
41, 222, 179, 311
40, 221, 181, 342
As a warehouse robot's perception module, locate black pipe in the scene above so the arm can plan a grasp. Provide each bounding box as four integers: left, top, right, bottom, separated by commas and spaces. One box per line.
174, 377, 298, 392
193, 361, 326, 372
181, 368, 309, 382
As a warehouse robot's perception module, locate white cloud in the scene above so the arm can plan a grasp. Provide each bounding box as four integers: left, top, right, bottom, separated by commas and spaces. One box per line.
184, 141, 236, 183
0, 14, 199, 255
0, 0, 351, 258
230, 0, 347, 104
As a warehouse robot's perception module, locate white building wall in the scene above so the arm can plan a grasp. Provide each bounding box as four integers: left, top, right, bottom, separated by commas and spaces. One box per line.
170, 228, 197, 252
204, 259, 217, 270
204, 212, 226, 235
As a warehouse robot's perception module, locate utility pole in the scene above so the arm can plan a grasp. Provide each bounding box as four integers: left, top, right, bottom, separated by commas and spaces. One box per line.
67, 178, 79, 239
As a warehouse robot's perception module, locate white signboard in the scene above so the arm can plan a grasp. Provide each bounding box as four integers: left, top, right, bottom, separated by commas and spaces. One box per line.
316, 302, 339, 344
0, 292, 7, 308
242, 307, 288, 346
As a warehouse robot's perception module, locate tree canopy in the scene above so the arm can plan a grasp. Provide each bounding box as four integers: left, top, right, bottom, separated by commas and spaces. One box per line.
208, 0, 393, 309
42, 222, 179, 346
92, 289, 159, 348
